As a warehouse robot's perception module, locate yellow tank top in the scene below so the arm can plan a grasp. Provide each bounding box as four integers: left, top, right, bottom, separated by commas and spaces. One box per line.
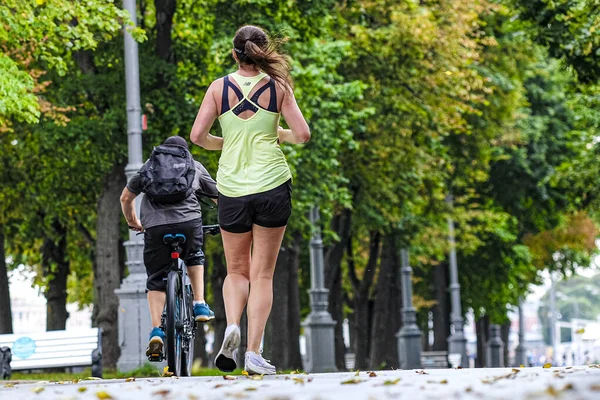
216, 72, 292, 197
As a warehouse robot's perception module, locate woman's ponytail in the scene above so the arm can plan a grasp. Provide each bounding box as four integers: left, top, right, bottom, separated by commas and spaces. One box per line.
233, 25, 292, 91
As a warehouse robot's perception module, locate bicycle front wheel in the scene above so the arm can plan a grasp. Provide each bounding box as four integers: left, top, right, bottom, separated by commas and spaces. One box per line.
166, 270, 183, 377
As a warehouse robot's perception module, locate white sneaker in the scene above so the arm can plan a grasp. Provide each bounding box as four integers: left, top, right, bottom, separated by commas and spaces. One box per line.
245, 351, 276, 375
215, 324, 240, 372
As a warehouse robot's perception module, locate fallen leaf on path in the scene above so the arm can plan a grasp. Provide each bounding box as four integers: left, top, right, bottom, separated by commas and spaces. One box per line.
465, 387, 472, 392
153, 389, 171, 397
224, 393, 247, 398
214, 384, 225, 389
293, 377, 305, 385
223, 375, 237, 380
589, 364, 600, 369
188, 395, 199, 400
455, 366, 463, 369
96, 391, 114, 399
245, 387, 257, 391
591, 384, 600, 391
354, 370, 360, 376
368, 371, 377, 377
566, 366, 573, 370
125, 377, 136, 382
72, 378, 80, 383
78, 387, 88, 393
382, 378, 401, 386
543, 363, 552, 368
427, 380, 448, 384
251, 375, 263, 381
341, 378, 364, 385
241, 370, 249, 377
162, 366, 174, 377
85, 377, 103, 380
415, 370, 428, 375
4, 384, 14, 388
519, 365, 525, 368
481, 369, 520, 384
31, 387, 45, 394
308, 377, 313, 382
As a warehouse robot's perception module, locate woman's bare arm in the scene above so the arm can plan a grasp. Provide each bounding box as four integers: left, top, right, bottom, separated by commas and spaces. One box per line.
280, 87, 310, 144
190, 82, 224, 150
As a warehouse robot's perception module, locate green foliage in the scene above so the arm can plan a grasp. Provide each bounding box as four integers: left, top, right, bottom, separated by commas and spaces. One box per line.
514, 0, 600, 83
2, 0, 599, 337
0, 0, 135, 127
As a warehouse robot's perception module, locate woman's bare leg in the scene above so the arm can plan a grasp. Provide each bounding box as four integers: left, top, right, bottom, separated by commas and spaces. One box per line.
221, 229, 253, 326
246, 224, 286, 353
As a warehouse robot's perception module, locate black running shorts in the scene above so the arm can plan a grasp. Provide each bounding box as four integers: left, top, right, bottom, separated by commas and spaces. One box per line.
143, 218, 205, 292
218, 179, 292, 233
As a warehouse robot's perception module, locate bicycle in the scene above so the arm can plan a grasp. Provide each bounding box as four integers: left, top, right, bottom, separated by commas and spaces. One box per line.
145, 224, 221, 377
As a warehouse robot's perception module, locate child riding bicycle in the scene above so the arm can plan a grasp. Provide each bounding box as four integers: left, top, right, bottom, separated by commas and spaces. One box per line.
120, 135, 218, 360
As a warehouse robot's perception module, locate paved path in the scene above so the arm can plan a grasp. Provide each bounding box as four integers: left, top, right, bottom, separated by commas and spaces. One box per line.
2, 366, 600, 399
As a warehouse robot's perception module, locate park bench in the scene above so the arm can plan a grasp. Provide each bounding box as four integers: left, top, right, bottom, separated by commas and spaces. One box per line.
420, 351, 450, 369
0, 328, 102, 379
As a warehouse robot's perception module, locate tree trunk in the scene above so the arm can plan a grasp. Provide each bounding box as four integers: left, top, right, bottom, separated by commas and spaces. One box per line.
0, 231, 13, 334
369, 234, 400, 369
42, 222, 69, 331
209, 251, 227, 366
194, 325, 208, 367
264, 233, 302, 370
93, 164, 125, 369
348, 231, 381, 370
501, 321, 510, 366
265, 245, 291, 368
236, 310, 247, 367
432, 262, 450, 351
324, 210, 352, 371
286, 234, 303, 370
193, 254, 210, 367
475, 315, 490, 368
154, 0, 176, 63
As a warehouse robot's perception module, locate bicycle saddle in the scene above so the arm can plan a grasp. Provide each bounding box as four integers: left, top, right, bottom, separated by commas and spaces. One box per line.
163, 233, 187, 244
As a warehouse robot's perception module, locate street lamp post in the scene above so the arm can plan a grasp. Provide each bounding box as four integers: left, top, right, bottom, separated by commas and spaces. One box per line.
549, 272, 558, 362
446, 195, 468, 368
302, 207, 337, 373
396, 248, 422, 369
116, 0, 151, 372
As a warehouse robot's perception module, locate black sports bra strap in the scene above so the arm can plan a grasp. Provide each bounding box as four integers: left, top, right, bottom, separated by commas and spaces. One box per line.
249, 78, 278, 112
221, 76, 244, 114
221, 76, 230, 114
267, 78, 277, 112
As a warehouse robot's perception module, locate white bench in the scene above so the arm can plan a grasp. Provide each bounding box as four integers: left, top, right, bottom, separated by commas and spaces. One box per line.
0, 328, 102, 378
421, 351, 450, 369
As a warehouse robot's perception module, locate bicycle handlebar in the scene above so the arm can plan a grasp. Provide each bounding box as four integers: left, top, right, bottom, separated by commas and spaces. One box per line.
129, 224, 220, 236
202, 224, 220, 236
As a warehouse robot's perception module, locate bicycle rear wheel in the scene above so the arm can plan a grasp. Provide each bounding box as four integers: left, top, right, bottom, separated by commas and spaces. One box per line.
180, 284, 195, 376
166, 270, 183, 377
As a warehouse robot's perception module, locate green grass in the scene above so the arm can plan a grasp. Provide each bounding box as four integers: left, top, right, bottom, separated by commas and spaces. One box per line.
9, 363, 244, 381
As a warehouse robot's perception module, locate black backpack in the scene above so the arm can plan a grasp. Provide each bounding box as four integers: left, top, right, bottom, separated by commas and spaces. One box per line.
140, 144, 196, 204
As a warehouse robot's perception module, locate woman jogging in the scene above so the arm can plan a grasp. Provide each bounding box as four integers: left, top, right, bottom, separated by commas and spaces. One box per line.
190, 25, 310, 375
